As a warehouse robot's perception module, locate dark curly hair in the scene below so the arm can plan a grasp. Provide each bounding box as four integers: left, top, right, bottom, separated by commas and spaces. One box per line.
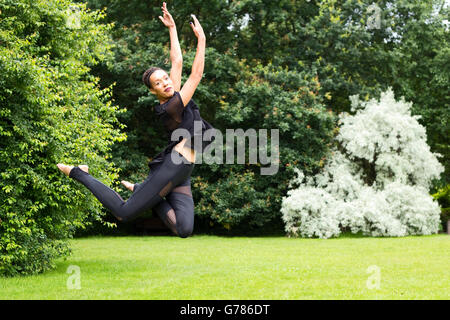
142, 67, 164, 89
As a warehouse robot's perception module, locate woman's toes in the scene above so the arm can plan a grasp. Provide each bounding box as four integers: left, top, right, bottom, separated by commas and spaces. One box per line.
79, 165, 89, 173
57, 163, 74, 177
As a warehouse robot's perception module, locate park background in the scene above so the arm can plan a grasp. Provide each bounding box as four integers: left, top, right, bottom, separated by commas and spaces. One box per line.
0, 0, 449, 299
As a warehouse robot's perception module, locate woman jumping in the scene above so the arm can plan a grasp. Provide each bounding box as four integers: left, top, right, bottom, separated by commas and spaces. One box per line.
57, 2, 214, 238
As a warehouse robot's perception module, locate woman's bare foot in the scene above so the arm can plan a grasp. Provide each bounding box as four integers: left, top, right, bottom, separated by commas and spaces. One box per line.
57, 164, 89, 176
121, 180, 134, 192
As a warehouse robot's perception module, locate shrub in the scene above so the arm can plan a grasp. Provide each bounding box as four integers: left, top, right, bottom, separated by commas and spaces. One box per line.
432, 185, 450, 232
191, 63, 336, 232
0, 0, 126, 276
281, 88, 444, 238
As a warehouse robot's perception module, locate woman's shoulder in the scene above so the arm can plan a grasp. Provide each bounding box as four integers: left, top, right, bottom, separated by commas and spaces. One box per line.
157, 91, 179, 106
154, 91, 181, 114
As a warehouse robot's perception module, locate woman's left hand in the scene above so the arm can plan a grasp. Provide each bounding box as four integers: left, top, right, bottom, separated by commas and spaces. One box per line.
159, 2, 175, 28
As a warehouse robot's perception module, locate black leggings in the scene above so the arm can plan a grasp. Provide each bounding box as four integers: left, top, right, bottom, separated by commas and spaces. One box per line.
69, 149, 195, 237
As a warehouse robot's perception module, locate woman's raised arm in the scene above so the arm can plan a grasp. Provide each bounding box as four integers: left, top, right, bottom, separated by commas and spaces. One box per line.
179, 14, 205, 106
159, 2, 183, 91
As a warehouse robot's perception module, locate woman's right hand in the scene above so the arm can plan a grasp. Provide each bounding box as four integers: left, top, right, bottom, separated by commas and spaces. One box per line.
189, 14, 205, 40
159, 2, 176, 28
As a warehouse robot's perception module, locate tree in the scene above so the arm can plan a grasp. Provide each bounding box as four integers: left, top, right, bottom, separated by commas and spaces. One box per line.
82, 0, 336, 233
281, 89, 444, 238
0, 0, 125, 276
193, 63, 335, 231
235, 0, 449, 185
82, 0, 448, 234
287, 0, 449, 184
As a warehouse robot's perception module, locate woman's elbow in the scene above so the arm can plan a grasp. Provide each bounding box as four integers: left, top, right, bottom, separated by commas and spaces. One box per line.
190, 72, 203, 82
172, 58, 183, 66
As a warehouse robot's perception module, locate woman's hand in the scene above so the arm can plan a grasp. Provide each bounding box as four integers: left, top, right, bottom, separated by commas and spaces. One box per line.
190, 14, 205, 40
159, 2, 175, 28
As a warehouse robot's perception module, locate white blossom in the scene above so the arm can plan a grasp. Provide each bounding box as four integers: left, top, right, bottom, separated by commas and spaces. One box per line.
281, 88, 444, 238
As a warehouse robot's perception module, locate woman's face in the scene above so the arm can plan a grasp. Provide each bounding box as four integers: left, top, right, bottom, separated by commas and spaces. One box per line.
149, 69, 174, 98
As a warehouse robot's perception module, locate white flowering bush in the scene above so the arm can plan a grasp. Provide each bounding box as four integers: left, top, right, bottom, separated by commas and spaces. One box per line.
281, 89, 444, 238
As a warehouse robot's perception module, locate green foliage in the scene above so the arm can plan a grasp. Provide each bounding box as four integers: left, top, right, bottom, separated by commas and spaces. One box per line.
233, 0, 449, 184
432, 185, 450, 231
81, 0, 336, 234
301, 0, 449, 184
191, 63, 335, 231
0, 0, 126, 276
384, 1, 450, 185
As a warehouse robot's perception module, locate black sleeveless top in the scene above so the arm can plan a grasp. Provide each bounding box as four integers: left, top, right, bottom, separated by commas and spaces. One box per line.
148, 91, 216, 169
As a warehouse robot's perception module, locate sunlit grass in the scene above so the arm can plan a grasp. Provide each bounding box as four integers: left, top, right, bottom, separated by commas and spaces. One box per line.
0, 234, 448, 299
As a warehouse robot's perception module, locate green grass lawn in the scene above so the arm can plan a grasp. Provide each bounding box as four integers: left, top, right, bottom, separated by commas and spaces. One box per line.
0, 234, 449, 299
